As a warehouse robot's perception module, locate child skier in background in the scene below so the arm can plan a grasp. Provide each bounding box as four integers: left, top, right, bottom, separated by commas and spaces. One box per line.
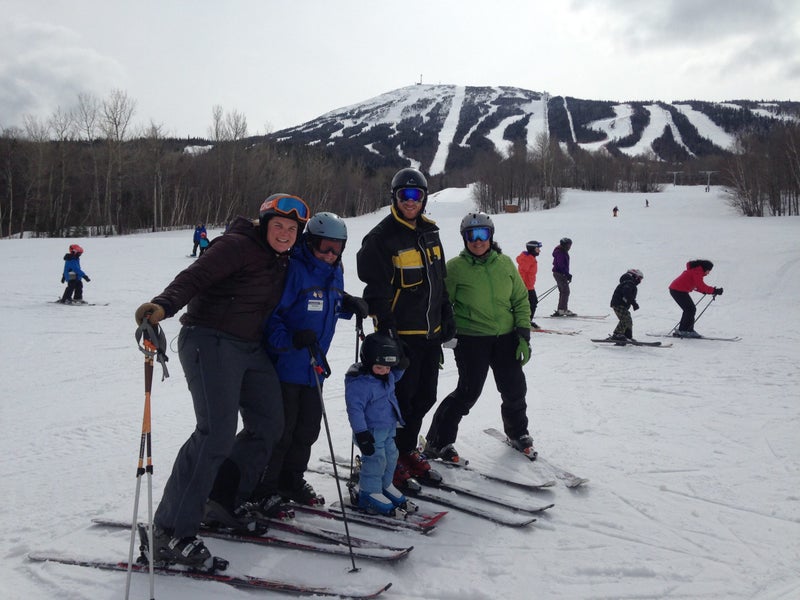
59, 244, 90, 304
198, 231, 210, 256
516, 240, 542, 328
609, 269, 643, 342
345, 332, 410, 515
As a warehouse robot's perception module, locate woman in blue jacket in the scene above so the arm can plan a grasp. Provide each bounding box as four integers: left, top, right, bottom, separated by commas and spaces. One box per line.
250, 213, 368, 515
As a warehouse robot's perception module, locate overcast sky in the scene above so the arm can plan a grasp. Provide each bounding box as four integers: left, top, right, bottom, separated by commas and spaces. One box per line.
2, 0, 798, 139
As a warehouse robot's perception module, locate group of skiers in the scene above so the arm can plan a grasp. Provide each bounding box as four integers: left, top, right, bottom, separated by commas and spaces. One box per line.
50, 165, 717, 570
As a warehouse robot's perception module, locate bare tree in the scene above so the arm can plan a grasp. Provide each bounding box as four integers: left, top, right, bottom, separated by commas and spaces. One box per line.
75, 93, 102, 225
101, 89, 136, 233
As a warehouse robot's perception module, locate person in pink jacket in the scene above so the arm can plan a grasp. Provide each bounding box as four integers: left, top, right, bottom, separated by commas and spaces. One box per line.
668, 259, 723, 338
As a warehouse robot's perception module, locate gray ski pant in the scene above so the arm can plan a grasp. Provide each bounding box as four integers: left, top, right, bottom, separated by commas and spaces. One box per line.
154, 325, 284, 537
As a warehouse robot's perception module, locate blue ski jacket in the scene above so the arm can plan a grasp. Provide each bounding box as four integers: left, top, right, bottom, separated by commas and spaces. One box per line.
265, 243, 353, 386
344, 363, 405, 433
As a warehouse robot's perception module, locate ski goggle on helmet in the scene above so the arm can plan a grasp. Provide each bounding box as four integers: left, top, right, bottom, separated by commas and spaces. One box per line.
395, 187, 426, 203
258, 194, 310, 223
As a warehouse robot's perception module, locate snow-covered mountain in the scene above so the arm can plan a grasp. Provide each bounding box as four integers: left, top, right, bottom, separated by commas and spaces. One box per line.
268, 84, 799, 174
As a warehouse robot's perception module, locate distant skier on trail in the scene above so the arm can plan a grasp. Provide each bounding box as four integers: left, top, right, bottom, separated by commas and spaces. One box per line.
191, 223, 206, 256
59, 244, 90, 304
516, 240, 542, 329
609, 269, 643, 342
668, 259, 723, 338
551, 237, 575, 316
612, 206, 619, 217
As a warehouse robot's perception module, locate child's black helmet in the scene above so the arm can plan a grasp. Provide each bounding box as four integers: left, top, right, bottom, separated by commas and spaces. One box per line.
360, 333, 401, 368
526, 240, 542, 253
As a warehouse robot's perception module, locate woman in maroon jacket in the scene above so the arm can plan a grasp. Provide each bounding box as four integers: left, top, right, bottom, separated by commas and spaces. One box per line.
134, 193, 310, 567
668, 259, 723, 338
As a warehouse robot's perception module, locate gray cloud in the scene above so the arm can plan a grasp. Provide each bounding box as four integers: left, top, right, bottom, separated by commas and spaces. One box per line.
0, 18, 124, 130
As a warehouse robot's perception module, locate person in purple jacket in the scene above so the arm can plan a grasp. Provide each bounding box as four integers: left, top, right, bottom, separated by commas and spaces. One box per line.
134, 193, 310, 568
551, 237, 576, 316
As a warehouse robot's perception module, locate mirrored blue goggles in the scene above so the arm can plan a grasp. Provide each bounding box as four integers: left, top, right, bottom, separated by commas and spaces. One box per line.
395, 187, 426, 202
265, 195, 310, 222
464, 227, 492, 243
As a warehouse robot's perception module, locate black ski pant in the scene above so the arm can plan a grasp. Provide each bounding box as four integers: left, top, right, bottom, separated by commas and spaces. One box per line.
553, 272, 570, 311
426, 333, 529, 449
670, 289, 696, 331
155, 326, 284, 538
528, 289, 538, 321
394, 336, 444, 455
61, 279, 83, 301
251, 382, 322, 500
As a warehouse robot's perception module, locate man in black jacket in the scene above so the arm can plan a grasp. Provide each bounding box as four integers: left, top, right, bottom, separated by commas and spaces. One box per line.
356, 168, 455, 486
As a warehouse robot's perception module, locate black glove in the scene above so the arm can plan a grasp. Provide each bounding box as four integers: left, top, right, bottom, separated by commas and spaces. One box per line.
341, 293, 369, 318
632, 302, 640, 311
61, 276, 65, 284
83, 275, 91, 282
713, 287, 723, 296
515, 326, 531, 343
440, 303, 456, 342
398, 352, 411, 370
292, 329, 318, 349
355, 431, 375, 456
566, 274, 573, 283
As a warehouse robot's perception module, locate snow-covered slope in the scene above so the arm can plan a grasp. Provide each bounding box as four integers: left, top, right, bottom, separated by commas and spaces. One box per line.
3, 186, 800, 599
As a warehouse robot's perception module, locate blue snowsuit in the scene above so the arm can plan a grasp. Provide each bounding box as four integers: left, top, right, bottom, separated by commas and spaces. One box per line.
345, 364, 405, 494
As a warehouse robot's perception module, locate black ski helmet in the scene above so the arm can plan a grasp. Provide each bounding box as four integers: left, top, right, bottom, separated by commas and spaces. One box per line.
360, 333, 401, 368
526, 240, 542, 254
560, 237, 572, 247
391, 167, 428, 211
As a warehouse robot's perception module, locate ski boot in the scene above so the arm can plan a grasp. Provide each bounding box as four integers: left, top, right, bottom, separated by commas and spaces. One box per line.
281, 481, 325, 506
397, 450, 442, 484
423, 442, 467, 466
382, 484, 417, 513
139, 524, 225, 572
508, 434, 538, 460
356, 490, 396, 516
248, 493, 295, 520
202, 499, 268, 534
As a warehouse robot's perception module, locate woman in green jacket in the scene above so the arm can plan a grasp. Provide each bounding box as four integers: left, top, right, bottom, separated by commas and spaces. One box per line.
423, 212, 536, 463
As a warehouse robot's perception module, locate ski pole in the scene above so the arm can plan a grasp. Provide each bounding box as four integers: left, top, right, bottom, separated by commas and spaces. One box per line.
350, 317, 365, 468
536, 284, 558, 302
693, 294, 717, 327
668, 294, 707, 334
127, 320, 167, 600
308, 344, 360, 573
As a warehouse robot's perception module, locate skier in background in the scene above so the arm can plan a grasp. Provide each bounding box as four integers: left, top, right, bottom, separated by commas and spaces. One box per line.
191, 222, 207, 256
609, 269, 643, 342
551, 237, 575, 316
516, 240, 542, 328
59, 244, 90, 304
198, 231, 210, 256
668, 259, 723, 338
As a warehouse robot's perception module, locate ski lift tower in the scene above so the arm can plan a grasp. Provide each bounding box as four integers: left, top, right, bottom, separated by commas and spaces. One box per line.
699, 170, 717, 191
666, 171, 684, 186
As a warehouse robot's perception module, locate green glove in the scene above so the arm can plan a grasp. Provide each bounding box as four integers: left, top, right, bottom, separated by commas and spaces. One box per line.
516, 336, 531, 366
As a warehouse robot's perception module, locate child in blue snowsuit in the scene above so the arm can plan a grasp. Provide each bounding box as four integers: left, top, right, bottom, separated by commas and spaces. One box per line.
249, 212, 368, 514
60, 244, 90, 304
345, 332, 410, 515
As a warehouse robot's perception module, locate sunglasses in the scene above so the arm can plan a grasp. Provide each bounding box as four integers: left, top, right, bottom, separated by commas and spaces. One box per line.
464, 227, 492, 243
395, 187, 425, 203
262, 195, 310, 222
313, 237, 344, 256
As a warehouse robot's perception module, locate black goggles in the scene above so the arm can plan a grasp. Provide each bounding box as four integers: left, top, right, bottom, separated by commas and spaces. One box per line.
312, 237, 345, 257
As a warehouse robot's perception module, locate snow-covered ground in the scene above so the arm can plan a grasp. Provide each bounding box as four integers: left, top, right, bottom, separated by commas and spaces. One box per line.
2, 185, 799, 599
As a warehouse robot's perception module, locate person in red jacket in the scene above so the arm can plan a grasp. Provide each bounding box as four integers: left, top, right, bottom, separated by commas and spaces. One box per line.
516, 240, 542, 328
668, 259, 723, 338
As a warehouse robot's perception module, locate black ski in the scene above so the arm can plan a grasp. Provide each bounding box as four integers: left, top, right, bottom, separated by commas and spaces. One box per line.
93, 518, 412, 562
28, 553, 391, 597
591, 338, 671, 348
531, 327, 582, 335
483, 428, 589, 488
292, 500, 444, 534
52, 299, 109, 306
542, 313, 609, 320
